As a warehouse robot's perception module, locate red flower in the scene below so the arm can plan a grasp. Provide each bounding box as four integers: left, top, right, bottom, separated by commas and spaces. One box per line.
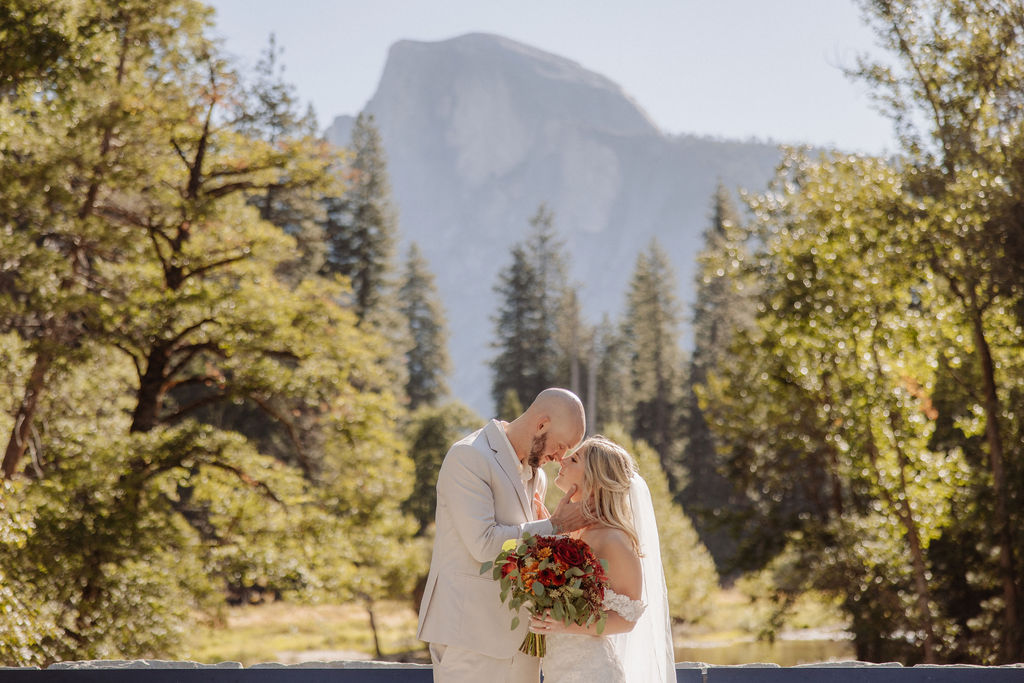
538, 567, 566, 587
552, 537, 586, 566
501, 558, 518, 578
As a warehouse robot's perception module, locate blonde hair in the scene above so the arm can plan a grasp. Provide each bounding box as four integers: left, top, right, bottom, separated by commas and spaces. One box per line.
579, 435, 640, 555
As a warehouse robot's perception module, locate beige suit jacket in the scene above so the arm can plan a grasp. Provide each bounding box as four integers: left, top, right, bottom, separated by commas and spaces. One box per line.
417, 419, 553, 659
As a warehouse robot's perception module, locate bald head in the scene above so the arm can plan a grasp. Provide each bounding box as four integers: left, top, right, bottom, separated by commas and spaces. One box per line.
507, 388, 586, 467
526, 388, 585, 440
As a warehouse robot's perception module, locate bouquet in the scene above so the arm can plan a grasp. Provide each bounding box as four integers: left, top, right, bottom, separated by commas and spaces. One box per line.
480, 532, 608, 657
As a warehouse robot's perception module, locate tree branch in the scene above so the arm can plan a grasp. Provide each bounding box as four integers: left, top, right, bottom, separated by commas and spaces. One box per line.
161, 391, 229, 425
182, 252, 251, 281
249, 394, 315, 478
205, 459, 283, 505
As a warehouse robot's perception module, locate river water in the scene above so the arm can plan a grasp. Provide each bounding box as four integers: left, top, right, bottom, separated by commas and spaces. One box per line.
675, 634, 855, 666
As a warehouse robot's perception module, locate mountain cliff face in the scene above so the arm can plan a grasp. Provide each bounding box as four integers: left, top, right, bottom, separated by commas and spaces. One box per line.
326, 33, 782, 416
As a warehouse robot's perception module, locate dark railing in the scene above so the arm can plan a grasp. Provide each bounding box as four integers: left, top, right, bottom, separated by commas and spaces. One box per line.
2, 662, 1023, 682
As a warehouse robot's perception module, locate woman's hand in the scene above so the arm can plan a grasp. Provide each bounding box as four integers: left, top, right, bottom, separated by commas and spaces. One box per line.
529, 611, 574, 635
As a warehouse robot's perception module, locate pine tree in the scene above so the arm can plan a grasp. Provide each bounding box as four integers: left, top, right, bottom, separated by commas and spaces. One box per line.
241, 35, 330, 284
621, 240, 687, 491
321, 112, 408, 395
322, 113, 398, 324
490, 205, 577, 413
681, 185, 758, 572
527, 205, 568, 377
593, 314, 631, 433
399, 243, 451, 410
490, 245, 545, 411
553, 287, 591, 404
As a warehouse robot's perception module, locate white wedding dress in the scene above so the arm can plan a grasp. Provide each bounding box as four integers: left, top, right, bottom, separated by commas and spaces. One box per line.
541, 473, 675, 683
542, 588, 646, 682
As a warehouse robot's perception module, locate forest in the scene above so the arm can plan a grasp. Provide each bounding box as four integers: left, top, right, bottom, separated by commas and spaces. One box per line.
1, 0, 1022, 667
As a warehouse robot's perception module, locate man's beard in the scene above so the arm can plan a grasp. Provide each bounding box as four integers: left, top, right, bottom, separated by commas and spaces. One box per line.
527, 432, 547, 469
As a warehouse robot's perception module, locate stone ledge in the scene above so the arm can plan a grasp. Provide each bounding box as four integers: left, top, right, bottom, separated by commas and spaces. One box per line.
31, 659, 1024, 668
9, 659, 1021, 682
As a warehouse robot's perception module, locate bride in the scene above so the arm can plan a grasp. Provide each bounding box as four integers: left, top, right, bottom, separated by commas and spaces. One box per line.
528, 435, 674, 682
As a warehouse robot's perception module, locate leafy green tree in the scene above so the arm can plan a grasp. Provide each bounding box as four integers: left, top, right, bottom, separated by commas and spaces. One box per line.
850, 0, 1024, 660
687, 1, 1024, 664
702, 149, 987, 663
0, 0, 194, 478
0, 0, 421, 665
399, 243, 451, 410
0, 479, 58, 666
621, 240, 688, 490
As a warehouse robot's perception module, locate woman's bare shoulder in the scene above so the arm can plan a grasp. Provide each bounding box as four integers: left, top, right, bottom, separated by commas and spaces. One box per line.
583, 527, 641, 599
581, 527, 637, 560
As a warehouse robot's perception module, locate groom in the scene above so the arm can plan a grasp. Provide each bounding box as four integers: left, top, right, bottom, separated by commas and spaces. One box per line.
417, 388, 589, 683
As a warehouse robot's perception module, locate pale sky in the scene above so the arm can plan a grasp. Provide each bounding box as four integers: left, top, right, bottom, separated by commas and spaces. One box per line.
205, 0, 899, 155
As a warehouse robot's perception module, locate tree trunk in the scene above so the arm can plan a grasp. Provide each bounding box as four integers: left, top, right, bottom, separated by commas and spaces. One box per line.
2, 351, 52, 478
869, 336, 938, 662
130, 344, 171, 433
585, 352, 597, 436
969, 304, 1019, 662
365, 597, 383, 659
895, 462, 938, 663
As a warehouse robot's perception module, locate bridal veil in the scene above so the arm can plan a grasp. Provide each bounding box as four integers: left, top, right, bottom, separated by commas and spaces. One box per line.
610, 471, 675, 682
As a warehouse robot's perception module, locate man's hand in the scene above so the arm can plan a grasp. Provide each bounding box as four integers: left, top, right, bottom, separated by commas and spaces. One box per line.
548, 484, 588, 534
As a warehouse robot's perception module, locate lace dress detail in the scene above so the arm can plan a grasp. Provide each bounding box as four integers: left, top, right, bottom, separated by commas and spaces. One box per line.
541, 589, 646, 683
602, 588, 645, 623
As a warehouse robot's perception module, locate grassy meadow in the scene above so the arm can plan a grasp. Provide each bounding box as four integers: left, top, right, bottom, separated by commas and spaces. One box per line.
181, 585, 853, 667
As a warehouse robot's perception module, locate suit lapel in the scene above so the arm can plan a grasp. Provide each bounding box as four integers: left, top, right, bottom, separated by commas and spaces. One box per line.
484, 420, 533, 520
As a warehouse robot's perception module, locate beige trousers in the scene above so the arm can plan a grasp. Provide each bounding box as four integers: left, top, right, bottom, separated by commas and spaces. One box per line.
429, 642, 540, 683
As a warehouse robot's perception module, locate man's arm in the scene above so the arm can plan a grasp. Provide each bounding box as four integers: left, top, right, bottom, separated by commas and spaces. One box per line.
437, 445, 542, 563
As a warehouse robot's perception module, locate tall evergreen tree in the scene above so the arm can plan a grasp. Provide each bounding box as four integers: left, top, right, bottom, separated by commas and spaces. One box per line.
525, 204, 569, 390
592, 314, 631, 433
490, 205, 576, 413
399, 243, 451, 410
241, 35, 328, 283
322, 113, 398, 325
321, 112, 408, 395
681, 185, 758, 571
553, 286, 592, 404
621, 240, 687, 490
490, 245, 545, 412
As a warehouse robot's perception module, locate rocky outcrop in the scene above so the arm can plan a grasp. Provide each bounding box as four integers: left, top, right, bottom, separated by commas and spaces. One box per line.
326, 33, 783, 414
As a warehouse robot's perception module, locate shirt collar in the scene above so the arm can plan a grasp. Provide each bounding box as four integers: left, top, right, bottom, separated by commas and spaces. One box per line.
494, 420, 533, 483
